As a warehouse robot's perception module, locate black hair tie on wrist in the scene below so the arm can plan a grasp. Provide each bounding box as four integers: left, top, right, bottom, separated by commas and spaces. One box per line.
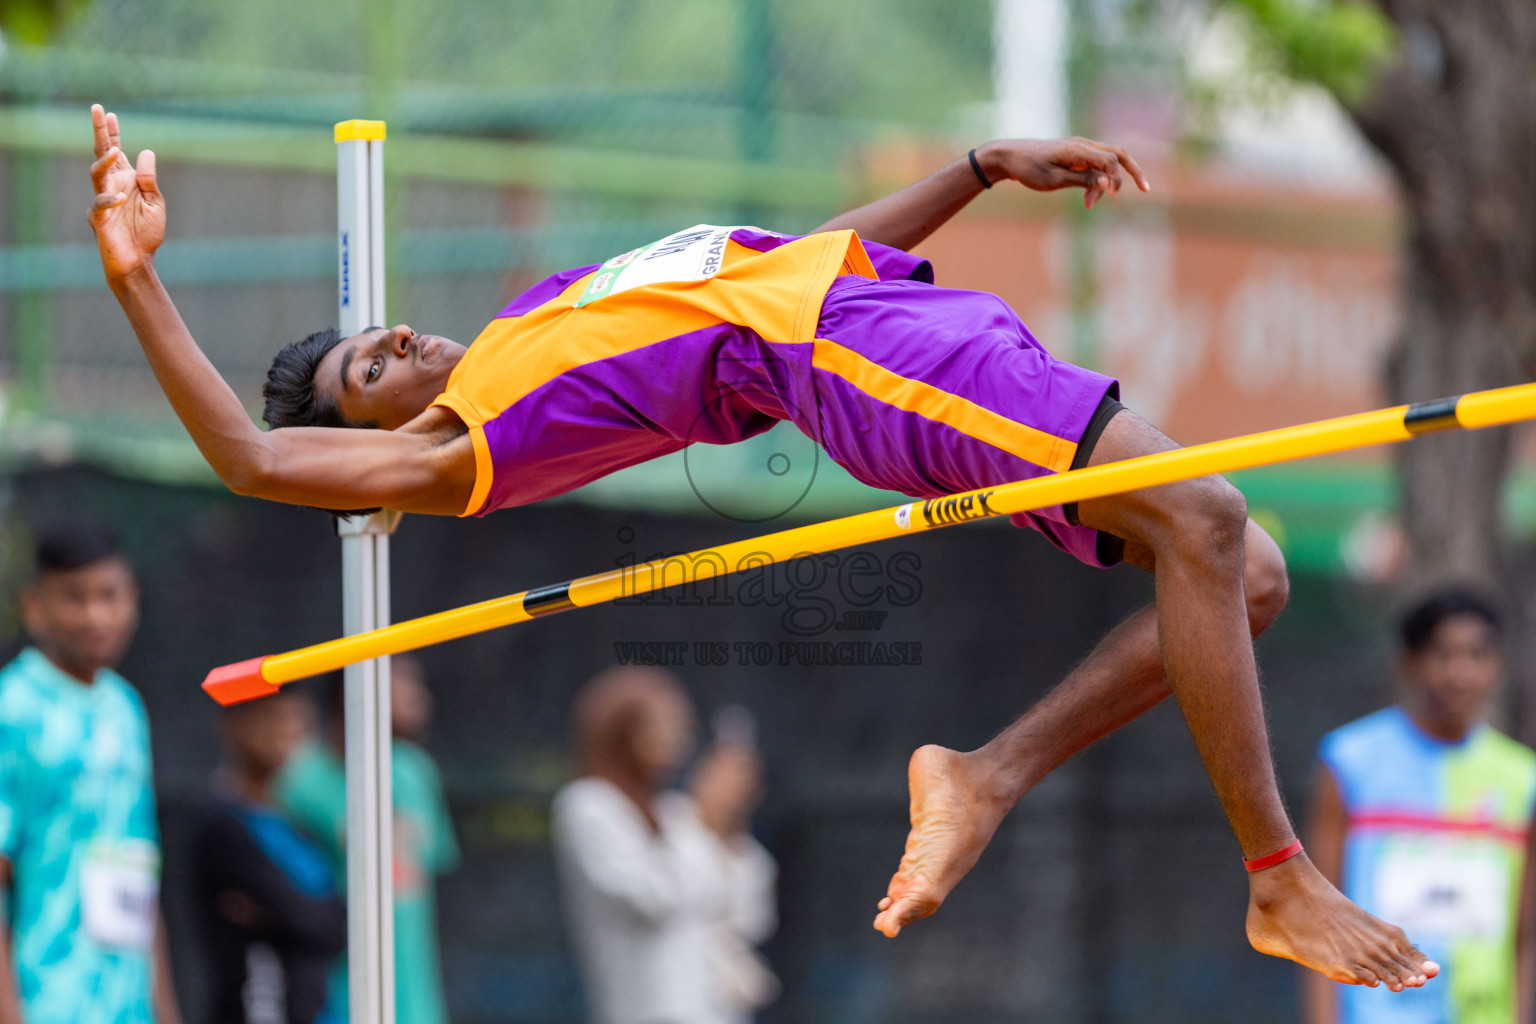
968, 148, 993, 189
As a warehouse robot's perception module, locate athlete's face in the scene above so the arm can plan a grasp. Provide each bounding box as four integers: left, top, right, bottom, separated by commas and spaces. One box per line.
315, 324, 465, 430
1402, 614, 1503, 738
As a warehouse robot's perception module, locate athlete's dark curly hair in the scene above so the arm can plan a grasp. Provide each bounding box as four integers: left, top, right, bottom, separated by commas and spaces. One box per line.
261, 327, 381, 517
262, 327, 375, 430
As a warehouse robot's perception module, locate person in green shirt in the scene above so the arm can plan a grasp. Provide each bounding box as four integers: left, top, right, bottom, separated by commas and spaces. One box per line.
275, 655, 460, 1024
0, 522, 182, 1024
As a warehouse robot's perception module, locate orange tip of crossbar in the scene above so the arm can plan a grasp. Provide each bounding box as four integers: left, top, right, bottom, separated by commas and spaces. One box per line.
334, 119, 386, 143
202, 656, 279, 705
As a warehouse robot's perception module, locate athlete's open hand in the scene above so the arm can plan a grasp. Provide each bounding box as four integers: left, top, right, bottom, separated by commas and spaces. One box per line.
976, 137, 1150, 210
88, 104, 165, 281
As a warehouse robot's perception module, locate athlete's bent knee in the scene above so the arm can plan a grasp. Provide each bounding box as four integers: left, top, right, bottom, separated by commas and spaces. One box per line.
1166, 476, 1248, 572
1243, 523, 1289, 634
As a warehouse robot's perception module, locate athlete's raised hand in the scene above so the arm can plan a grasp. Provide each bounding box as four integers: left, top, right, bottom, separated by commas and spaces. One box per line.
976, 137, 1151, 209
88, 104, 165, 281
814, 133, 1150, 251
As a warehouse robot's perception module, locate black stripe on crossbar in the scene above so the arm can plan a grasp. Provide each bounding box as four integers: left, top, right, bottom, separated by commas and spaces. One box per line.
1404, 397, 1461, 434
522, 582, 575, 617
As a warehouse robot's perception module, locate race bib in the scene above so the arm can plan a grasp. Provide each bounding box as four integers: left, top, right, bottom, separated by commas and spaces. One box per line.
575, 225, 736, 307
81, 838, 159, 950
1374, 838, 1510, 940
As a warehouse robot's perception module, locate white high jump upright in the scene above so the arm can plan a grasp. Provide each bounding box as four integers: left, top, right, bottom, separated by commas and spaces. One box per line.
335, 119, 398, 1024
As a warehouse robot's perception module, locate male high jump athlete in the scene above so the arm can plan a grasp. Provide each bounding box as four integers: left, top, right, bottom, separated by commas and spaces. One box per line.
88, 103, 1438, 992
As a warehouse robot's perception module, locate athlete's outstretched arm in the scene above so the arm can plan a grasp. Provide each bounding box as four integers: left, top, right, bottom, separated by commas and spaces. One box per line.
813, 137, 1150, 252
88, 105, 474, 515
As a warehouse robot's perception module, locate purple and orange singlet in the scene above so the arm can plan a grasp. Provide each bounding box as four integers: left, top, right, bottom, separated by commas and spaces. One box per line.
430, 225, 1120, 566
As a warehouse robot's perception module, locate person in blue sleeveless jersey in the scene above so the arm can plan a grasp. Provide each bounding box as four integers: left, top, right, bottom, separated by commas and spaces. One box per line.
1305, 590, 1536, 1024
0, 523, 182, 1024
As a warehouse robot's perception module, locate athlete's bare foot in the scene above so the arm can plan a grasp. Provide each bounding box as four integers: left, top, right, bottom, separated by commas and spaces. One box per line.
1245, 854, 1440, 991
873, 744, 1013, 937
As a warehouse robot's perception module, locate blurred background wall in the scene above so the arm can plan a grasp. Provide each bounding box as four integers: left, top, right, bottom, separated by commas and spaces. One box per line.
2, 1, 1535, 1021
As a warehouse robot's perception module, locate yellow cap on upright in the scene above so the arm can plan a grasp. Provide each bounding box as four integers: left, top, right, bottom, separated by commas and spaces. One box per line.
334, 119, 387, 143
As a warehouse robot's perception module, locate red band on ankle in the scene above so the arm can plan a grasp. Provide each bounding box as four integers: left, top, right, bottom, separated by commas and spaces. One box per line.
1244, 840, 1304, 873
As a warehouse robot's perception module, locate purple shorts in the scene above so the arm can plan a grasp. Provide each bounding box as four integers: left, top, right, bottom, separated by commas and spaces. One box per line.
810, 273, 1122, 567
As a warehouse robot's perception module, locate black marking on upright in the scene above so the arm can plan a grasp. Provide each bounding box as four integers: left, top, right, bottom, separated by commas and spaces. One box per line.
1404, 397, 1461, 434
522, 582, 575, 617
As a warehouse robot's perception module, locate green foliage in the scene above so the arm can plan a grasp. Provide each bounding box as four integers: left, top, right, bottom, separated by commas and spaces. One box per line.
0, 0, 91, 46
1220, 0, 1395, 106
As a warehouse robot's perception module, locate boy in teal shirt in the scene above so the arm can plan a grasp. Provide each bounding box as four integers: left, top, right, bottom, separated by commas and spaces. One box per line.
0, 523, 181, 1024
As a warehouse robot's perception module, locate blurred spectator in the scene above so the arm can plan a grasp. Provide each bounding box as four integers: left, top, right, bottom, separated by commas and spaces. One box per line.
275, 655, 459, 1024
1304, 589, 1536, 1024
552, 667, 777, 1024
192, 690, 345, 1024
0, 521, 181, 1024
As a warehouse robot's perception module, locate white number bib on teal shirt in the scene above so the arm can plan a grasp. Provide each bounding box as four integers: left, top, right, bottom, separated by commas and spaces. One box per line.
1373, 837, 1510, 940
81, 838, 159, 950
575, 225, 736, 307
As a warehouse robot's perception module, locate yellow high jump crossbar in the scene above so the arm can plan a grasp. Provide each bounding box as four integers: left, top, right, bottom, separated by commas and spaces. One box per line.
203, 381, 1536, 705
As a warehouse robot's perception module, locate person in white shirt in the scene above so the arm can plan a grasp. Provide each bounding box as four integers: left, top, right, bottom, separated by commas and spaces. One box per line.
552, 667, 778, 1024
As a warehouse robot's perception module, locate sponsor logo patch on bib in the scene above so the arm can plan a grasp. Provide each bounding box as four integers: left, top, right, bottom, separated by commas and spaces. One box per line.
575, 225, 736, 308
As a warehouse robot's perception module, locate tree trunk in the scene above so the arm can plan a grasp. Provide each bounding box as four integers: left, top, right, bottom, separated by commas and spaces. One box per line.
1348, 0, 1536, 590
